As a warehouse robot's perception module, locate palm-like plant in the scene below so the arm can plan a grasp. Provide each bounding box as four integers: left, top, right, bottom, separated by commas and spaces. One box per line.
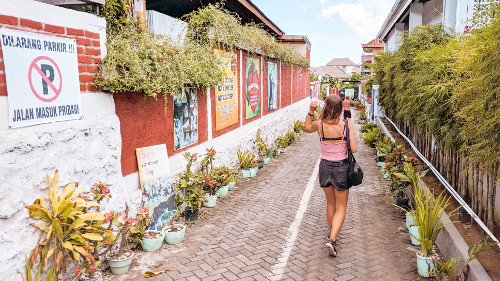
25, 171, 110, 280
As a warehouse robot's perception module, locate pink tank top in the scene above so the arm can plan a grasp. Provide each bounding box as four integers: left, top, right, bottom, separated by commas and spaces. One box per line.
320, 120, 348, 161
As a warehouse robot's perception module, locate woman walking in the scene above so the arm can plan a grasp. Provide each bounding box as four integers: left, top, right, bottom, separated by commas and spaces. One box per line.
304, 95, 357, 256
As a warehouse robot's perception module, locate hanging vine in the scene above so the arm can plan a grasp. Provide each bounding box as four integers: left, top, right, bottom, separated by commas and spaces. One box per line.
93, 2, 308, 101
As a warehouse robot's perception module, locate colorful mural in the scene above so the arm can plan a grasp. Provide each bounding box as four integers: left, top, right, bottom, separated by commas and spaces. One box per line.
245, 57, 260, 119
267, 61, 277, 111
136, 144, 176, 230
214, 50, 239, 130
174, 88, 198, 150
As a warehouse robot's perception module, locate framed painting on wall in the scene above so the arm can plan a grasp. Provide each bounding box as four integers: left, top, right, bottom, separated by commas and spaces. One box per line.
174, 88, 198, 150
245, 56, 260, 119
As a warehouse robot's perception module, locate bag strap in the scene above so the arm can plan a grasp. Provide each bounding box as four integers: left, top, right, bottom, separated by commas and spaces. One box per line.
344, 119, 356, 173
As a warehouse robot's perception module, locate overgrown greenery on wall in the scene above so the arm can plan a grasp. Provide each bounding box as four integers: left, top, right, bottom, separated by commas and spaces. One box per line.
372, 4, 499, 171
94, 1, 308, 100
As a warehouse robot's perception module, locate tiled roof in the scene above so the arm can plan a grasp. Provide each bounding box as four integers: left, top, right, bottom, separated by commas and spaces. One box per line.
326, 58, 355, 66
362, 39, 384, 48
310, 66, 351, 79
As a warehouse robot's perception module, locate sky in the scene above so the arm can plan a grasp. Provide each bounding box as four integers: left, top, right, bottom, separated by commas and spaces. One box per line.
251, 0, 394, 67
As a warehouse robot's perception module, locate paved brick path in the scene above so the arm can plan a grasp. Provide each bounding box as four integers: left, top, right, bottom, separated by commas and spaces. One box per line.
105, 116, 425, 281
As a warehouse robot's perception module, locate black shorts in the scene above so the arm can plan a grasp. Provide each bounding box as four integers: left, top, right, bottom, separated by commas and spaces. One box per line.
319, 158, 351, 191
344, 110, 351, 119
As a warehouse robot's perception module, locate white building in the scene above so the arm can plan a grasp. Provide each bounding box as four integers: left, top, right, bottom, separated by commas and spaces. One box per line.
377, 0, 481, 52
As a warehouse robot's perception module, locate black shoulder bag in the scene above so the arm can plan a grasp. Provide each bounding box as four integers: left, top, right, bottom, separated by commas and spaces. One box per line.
344, 119, 363, 186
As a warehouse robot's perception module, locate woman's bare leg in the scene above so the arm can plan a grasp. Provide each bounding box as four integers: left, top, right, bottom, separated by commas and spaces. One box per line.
323, 186, 336, 233
329, 189, 349, 241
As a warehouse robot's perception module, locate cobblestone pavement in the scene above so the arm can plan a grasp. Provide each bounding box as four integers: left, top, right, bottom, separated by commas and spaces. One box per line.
105, 115, 425, 281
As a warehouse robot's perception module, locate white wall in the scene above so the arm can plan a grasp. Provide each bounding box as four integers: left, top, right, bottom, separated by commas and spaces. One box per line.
423, 0, 444, 26
0, 1, 125, 278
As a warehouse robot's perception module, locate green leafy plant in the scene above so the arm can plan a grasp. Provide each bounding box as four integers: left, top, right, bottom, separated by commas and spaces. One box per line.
432, 236, 499, 280
24, 171, 111, 281
360, 122, 378, 134
95, 3, 309, 101
358, 110, 367, 120
294, 120, 304, 133
413, 187, 460, 257
174, 152, 206, 212
253, 129, 269, 159
286, 130, 297, 145
237, 149, 258, 169
106, 204, 137, 260
361, 127, 383, 148
128, 207, 153, 248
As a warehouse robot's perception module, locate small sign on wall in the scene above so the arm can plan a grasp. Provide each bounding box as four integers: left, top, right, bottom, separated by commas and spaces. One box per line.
136, 144, 176, 230
0, 28, 81, 128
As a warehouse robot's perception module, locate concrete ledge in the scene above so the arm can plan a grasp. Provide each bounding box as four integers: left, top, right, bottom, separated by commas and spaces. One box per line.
375, 117, 492, 281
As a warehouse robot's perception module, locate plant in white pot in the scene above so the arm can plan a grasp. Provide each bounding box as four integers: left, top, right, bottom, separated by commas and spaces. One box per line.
253, 129, 271, 165
237, 149, 258, 178
106, 204, 136, 275
409, 177, 459, 277
163, 211, 186, 245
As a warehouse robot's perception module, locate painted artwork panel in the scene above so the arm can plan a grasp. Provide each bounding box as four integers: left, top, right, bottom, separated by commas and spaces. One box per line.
174, 88, 198, 150
267, 62, 277, 111
214, 50, 239, 130
345, 88, 355, 99
245, 56, 260, 119
136, 144, 177, 230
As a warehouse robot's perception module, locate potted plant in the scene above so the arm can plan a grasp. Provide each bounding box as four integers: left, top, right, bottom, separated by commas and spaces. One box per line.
406, 176, 459, 277
215, 167, 230, 198
358, 111, 366, 124
106, 204, 137, 275
174, 152, 206, 222
78, 182, 116, 281
361, 127, 383, 148
286, 130, 297, 145
294, 120, 304, 135
24, 171, 113, 281
227, 169, 238, 190
201, 171, 219, 207
238, 149, 258, 178
162, 211, 186, 245
253, 129, 271, 165
131, 207, 164, 252
432, 236, 498, 280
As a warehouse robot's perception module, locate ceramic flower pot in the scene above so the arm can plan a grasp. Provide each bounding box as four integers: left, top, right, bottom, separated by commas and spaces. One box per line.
405, 212, 414, 230
263, 157, 270, 165
227, 181, 236, 191
250, 167, 258, 177
163, 224, 186, 245
276, 148, 282, 155
107, 251, 134, 275
185, 208, 199, 222
142, 230, 164, 252
267, 152, 274, 159
416, 251, 436, 277
217, 184, 229, 198
377, 162, 385, 167
408, 225, 420, 246
203, 194, 217, 207
242, 168, 252, 178
299, 130, 303, 135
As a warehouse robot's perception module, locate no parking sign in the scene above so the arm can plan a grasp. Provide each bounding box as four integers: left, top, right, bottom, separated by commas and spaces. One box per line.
1, 28, 81, 128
